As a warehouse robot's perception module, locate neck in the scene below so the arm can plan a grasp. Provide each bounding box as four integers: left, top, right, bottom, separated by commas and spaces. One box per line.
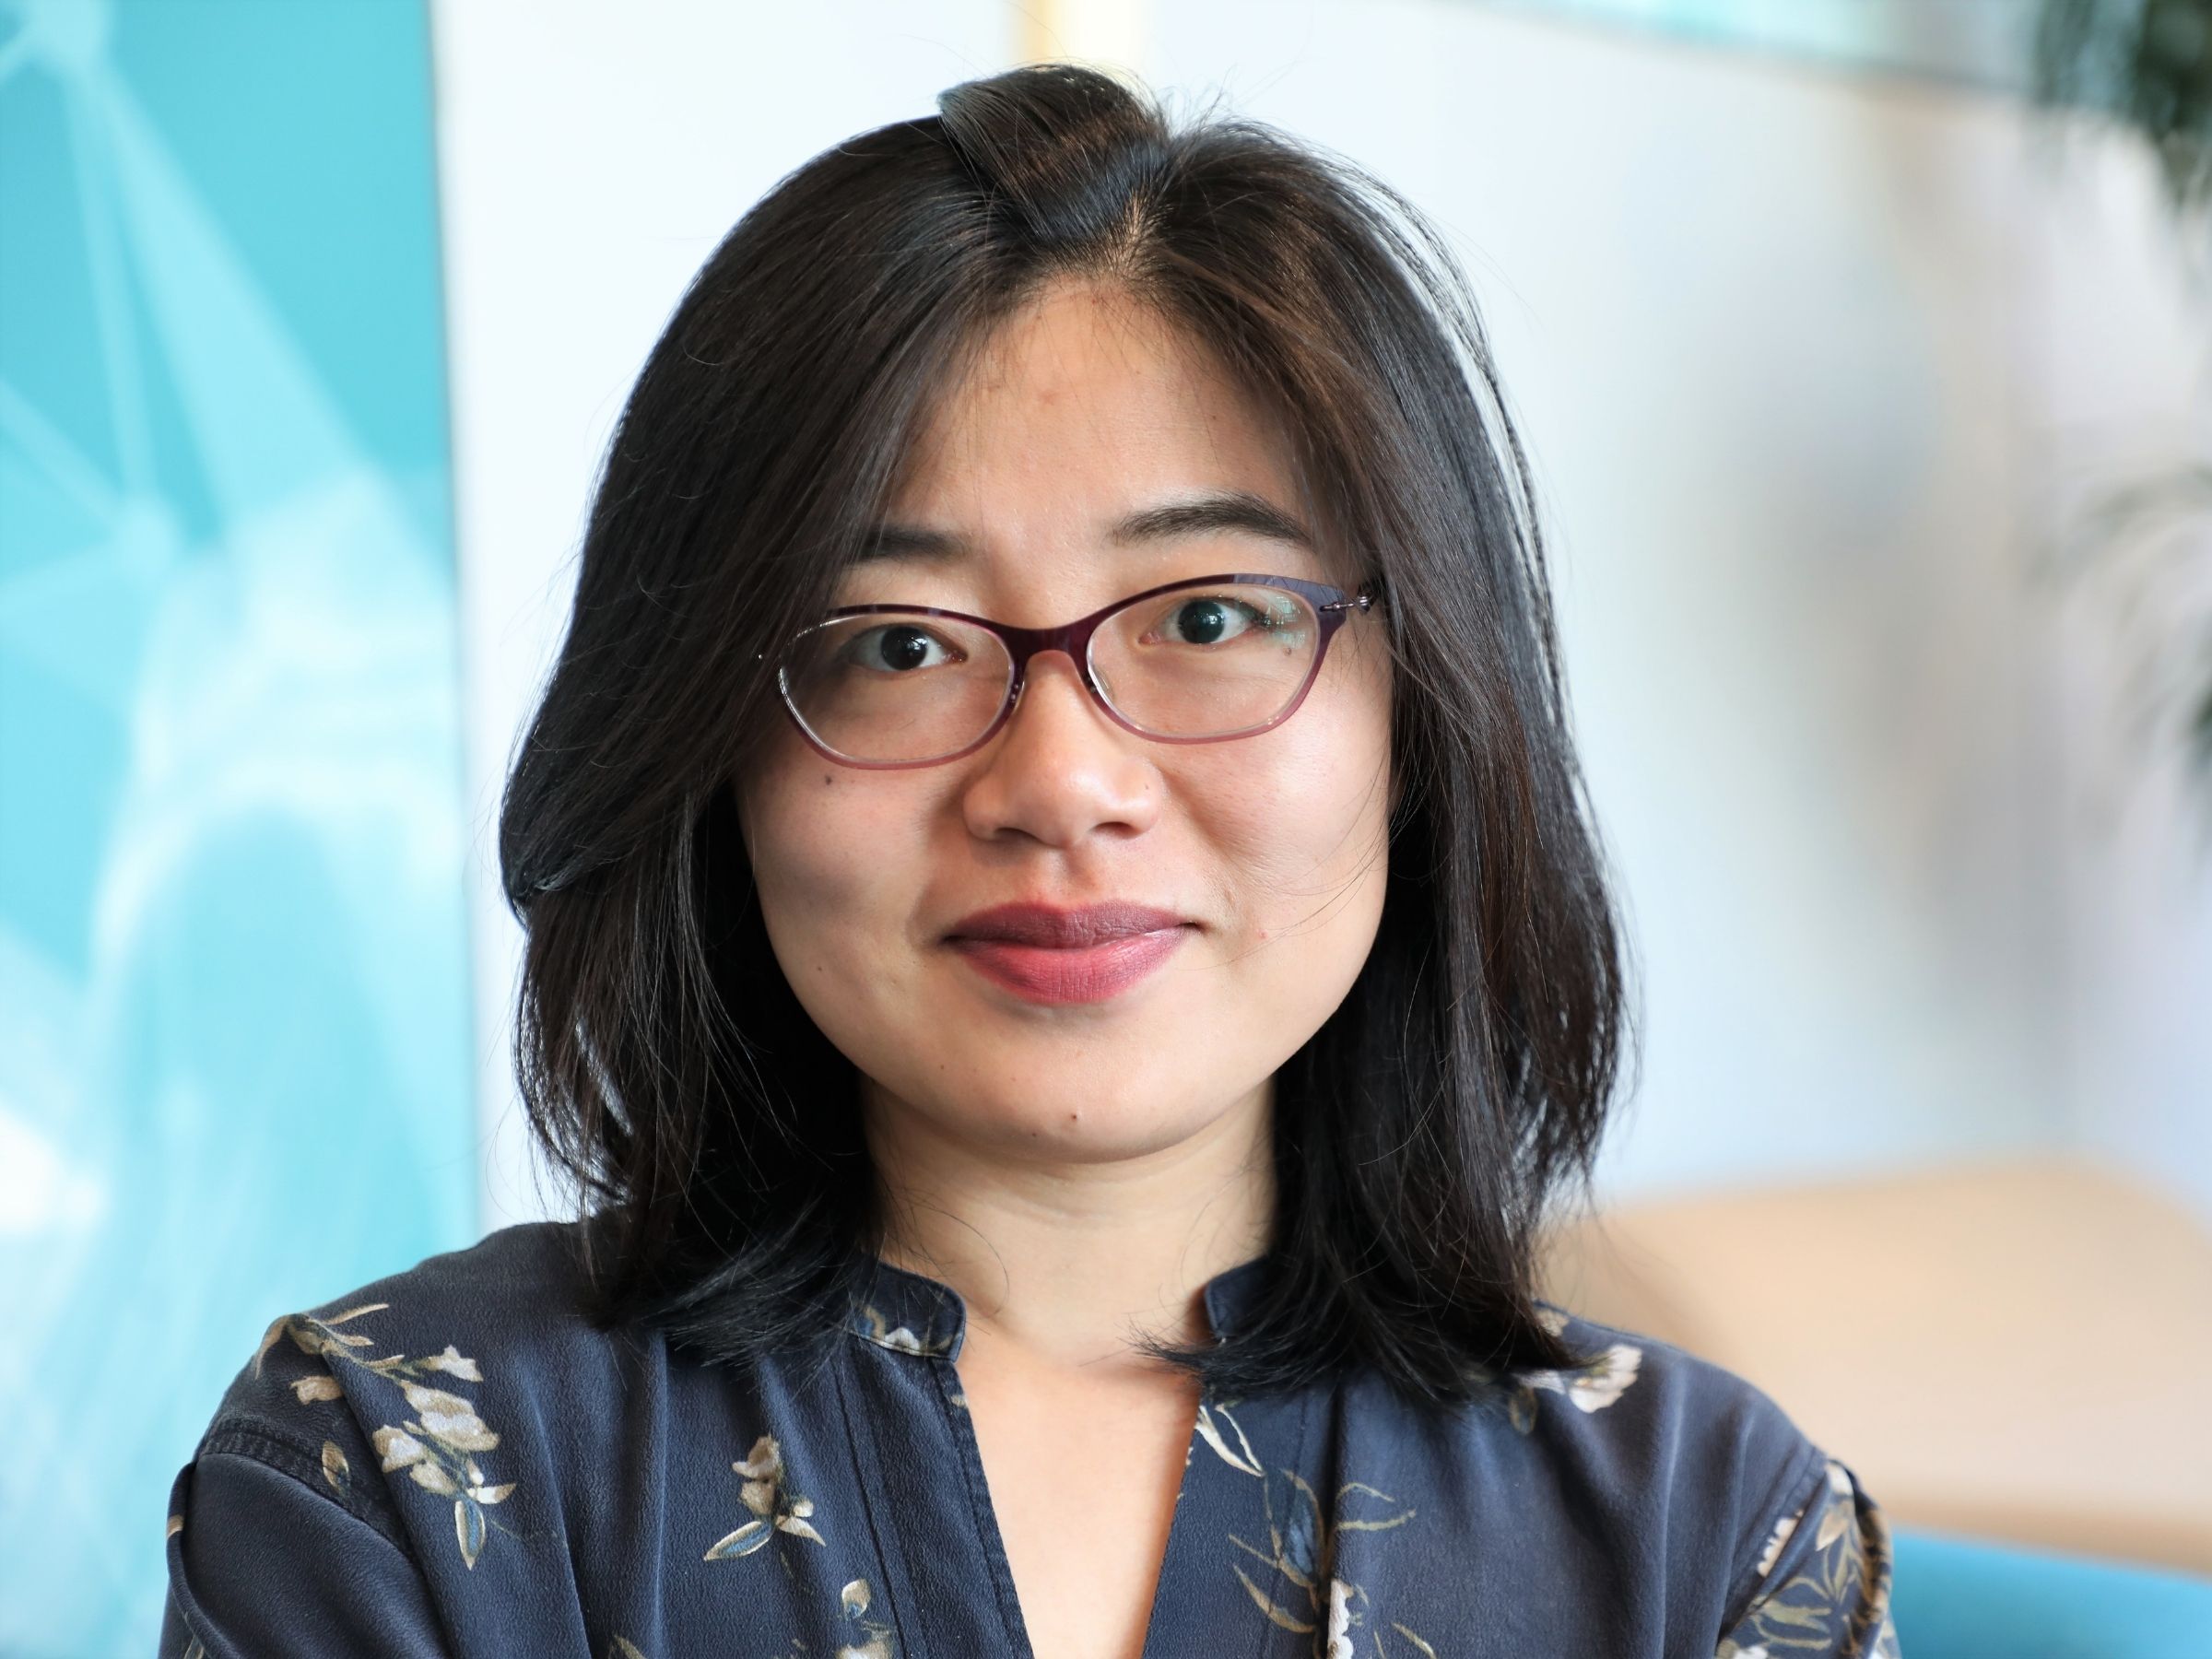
862, 1077, 1276, 1374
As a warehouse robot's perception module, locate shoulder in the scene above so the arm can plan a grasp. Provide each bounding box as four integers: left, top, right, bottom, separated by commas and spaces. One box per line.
1531, 1306, 1902, 1652
314, 1215, 598, 1329
1507, 1301, 1837, 1614
165, 1224, 634, 1647
234, 1219, 606, 1409
188, 1221, 623, 1547
1528, 1300, 1821, 1482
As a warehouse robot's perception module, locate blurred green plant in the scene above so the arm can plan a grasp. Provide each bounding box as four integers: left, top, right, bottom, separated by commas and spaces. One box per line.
2034, 0, 2210, 214
2030, 0, 2212, 800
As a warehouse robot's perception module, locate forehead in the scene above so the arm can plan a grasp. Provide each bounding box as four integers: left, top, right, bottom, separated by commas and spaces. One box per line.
881, 280, 1316, 552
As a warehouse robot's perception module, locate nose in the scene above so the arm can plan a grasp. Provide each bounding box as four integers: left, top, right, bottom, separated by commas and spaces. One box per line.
958, 650, 1161, 848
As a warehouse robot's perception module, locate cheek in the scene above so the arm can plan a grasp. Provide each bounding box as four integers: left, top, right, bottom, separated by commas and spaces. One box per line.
739, 740, 936, 987
1177, 656, 1394, 942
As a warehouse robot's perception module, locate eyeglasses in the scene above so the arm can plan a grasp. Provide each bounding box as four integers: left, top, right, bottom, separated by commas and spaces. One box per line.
773, 571, 1376, 769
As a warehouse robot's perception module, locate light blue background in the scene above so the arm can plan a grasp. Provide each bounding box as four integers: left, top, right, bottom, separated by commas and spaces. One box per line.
1479, 0, 2031, 89
0, 0, 473, 1650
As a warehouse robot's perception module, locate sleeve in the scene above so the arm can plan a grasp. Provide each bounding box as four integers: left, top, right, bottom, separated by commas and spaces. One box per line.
1715, 1453, 1900, 1659
159, 1431, 452, 1658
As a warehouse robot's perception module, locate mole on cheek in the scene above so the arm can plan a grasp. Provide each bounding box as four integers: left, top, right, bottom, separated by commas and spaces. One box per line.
823, 773, 834, 786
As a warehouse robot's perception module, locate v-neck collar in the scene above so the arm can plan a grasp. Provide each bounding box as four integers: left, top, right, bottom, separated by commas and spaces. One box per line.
830, 1245, 1312, 1659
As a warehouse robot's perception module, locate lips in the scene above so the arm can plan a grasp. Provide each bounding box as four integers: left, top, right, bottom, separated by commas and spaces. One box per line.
943, 901, 1194, 1005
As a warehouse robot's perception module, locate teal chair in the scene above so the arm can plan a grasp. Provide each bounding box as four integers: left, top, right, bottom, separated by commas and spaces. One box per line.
1892, 1527, 2212, 1658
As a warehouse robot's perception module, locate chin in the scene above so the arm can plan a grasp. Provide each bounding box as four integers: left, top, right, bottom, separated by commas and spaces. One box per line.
926, 1063, 1244, 1158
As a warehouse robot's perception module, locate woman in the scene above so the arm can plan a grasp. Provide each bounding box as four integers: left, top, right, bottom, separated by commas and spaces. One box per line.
161, 63, 1897, 1658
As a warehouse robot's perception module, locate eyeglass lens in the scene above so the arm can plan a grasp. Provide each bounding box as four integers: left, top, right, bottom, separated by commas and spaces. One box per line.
778, 582, 1324, 764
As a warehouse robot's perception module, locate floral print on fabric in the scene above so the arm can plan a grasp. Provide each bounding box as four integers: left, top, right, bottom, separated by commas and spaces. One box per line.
1500, 1307, 1647, 1432
253, 1302, 517, 1569
702, 1432, 900, 1656
831, 1576, 898, 1659
705, 1434, 827, 1559
160, 1225, 1901, 1657
1196, 1395, 1440, 1657
1717, 1459, 1900, 1659
850, 1301, 955, 1358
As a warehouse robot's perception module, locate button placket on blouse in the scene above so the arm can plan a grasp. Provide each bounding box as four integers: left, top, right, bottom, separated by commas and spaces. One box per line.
827, 1266, 955, 1658
837, 1255, 1304, 1657
853, 1260, 1047, 1656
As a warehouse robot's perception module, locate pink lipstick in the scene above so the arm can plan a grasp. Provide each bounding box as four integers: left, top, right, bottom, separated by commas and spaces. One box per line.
943, 901, 1194, 1006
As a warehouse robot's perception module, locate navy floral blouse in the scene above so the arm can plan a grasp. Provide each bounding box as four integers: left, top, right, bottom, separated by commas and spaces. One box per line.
160, 1221, 1899, 1656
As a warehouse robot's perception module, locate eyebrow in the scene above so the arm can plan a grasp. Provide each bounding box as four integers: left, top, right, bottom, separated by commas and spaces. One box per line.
855, 489, 1315, 563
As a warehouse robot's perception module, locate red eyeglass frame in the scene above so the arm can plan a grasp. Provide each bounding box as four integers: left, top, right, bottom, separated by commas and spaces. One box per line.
775, 571, 1376, 770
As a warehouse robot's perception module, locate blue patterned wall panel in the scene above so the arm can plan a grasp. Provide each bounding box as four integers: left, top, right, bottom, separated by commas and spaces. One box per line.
0, 0, 474, 1650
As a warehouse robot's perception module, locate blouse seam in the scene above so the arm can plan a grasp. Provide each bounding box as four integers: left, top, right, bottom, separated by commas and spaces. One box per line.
1259, 1385, 1321, 1659
931, 1350, 1039, 1658
195, 1423, 416, 1558
830, 1341, 930, 1659
1715, 1434, 1827, 1632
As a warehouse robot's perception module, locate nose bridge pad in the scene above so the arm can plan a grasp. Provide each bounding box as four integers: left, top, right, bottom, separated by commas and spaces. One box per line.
1006, 645, 1107, 732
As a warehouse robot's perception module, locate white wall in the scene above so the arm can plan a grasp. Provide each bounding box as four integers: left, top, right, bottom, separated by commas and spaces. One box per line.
430, 0, 2212, 1230
2033, 147, 2212, 1225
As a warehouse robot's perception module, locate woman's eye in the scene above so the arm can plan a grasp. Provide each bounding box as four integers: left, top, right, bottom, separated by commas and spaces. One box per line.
846, 623, 957, 672
1158, 595, 1260, 645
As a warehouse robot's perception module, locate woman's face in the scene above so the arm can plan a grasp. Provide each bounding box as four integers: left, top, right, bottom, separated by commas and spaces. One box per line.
738, 279, 1393, 1164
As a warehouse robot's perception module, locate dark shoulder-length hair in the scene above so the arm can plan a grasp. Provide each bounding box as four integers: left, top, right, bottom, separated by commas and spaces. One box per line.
500, 62, 1633, 1410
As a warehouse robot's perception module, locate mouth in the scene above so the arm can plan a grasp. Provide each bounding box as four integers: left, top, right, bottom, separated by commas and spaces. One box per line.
943, 901, 1195, 1006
